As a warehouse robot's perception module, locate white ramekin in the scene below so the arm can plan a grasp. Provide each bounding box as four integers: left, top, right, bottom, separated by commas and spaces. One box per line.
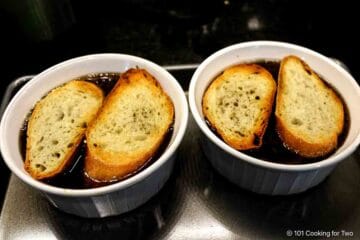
189, 41, 360, 195
0, 54, 188, 217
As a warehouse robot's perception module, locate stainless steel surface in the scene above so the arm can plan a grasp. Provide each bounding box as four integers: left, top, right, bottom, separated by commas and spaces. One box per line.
163, 64, 200, 71
1, 113, 360, 240
330, 58, 350, 73
0, 176, 57, 240
1, 63, 359, 239
0, 75, 35, 117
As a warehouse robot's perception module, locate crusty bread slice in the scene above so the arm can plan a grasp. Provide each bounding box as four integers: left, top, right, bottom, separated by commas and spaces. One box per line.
25, 81, 104, 180
275, 55, 344, 158
85, 68, 174, 182
202, 64, 276, 150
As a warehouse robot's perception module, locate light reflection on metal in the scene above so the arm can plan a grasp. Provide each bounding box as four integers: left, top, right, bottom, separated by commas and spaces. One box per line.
173, 224, 233, 239
211, 18, 220, 32
163, 64, 200, 71
202, 25, 209, 35
167, 192, 233, 239
247, 16, 262, 31
154, 206, 165, 229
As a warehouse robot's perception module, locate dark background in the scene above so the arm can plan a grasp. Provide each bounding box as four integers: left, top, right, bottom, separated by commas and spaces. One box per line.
0, 0, 358, 209
0, 0, 358, 90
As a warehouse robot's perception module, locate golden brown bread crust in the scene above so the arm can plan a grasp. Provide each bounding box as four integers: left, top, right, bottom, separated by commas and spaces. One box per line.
25, 81, 104, 180
203, 64, 276, 150
25, 130, 84, 180
85, 68, 174, 182
84, 150, 154, 182
275, 55, 344, 158
276, 118, 338, 158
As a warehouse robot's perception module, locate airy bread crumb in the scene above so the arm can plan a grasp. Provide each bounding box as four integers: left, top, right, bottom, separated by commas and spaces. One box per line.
203, 64, 276, 150
25, 81, 104, 179
85, 68, 174, 182
275, 55, 344, 157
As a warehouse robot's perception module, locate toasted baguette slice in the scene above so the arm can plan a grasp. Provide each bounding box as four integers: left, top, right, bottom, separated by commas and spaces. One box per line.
275, 56, 344, 158
202, 64, 276, 150
25, 81, 104, 180
85, 68, 174, 182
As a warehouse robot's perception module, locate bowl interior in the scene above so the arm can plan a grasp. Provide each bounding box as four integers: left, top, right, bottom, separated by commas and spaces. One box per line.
0, 54, 188, 196
190, 41, 360, 169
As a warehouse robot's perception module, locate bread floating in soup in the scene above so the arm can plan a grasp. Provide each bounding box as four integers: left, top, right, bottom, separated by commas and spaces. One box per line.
202, 55, 348, 164
22, 69, 174, 188
85, 69, 174, 183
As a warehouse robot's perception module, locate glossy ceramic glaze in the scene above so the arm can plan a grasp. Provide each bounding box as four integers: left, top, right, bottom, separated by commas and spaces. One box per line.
189, 41, 360, 195
0, 54, 189, 217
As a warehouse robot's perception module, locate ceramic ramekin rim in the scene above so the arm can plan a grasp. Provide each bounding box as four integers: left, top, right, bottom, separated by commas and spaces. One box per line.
189, 40, 360, 172
0, 53, 189, 197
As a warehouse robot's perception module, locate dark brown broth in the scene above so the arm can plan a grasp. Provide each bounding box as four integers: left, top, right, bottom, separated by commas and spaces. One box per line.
20, 73, 173, 189
206, 60, 349, 164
